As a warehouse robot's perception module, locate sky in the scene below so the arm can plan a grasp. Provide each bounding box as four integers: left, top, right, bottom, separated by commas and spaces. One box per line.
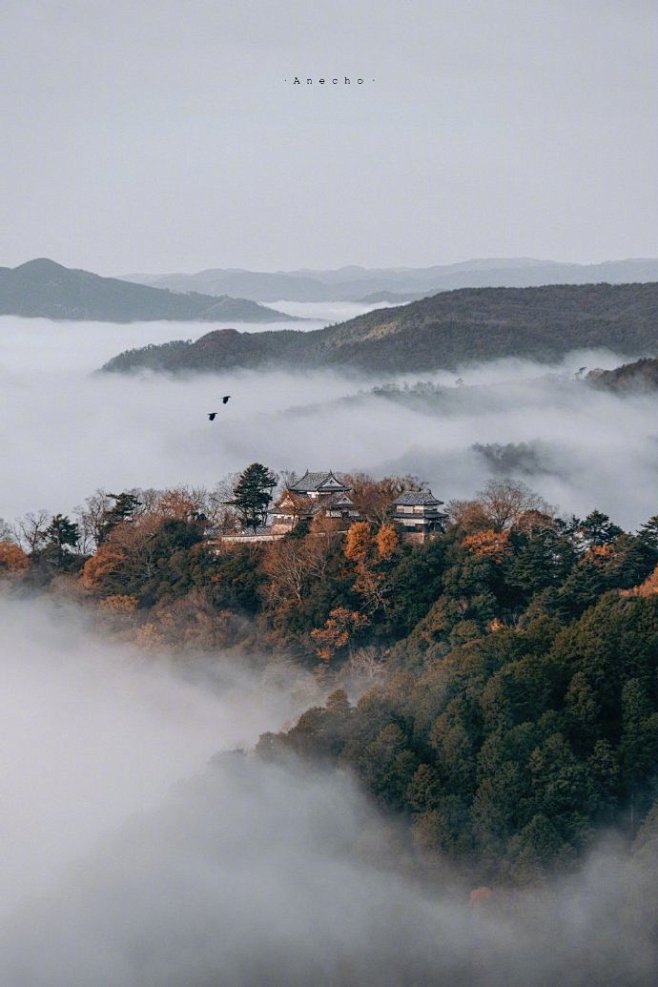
1, 0, 657, 273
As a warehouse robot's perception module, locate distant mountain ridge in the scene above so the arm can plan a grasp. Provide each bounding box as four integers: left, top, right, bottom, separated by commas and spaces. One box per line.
101, 281, 658, 375
0, 259, 299, 322
119, 258, 658, 303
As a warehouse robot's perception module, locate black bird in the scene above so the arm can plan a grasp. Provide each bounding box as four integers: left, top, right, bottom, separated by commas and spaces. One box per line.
208, 396, 231, 419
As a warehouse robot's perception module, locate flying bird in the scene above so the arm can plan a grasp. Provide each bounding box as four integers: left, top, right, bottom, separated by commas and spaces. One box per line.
208, 396, 231, 419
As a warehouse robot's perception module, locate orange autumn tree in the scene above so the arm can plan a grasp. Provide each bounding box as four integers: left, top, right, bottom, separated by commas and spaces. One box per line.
345, 520, 399, 564
81, 538, 131, 593
152, 486, 209, 522
0, 541, 29, 575
344, 521, 399, 615
375, 523, 399, 560
310, 607, 369, 662
262, 525, 334, 610
462, 528, 511, 563
621, 564, 658, 598
81, 509, 165, 596
344, 521, 373, 564
99, 594, 138, 615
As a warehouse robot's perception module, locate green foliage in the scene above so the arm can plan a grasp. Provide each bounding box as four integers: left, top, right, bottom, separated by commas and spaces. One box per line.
574, 510, 624, 549
103, 282, 658, 375
505, 526, 576, 601
264, 567, 658, 882
208, 544, 265, 615
37, 513, 82, 573
230, 463, 277, 532
9, 471, 658, 886
45, 513, 80, 553
98, 492, 142, 544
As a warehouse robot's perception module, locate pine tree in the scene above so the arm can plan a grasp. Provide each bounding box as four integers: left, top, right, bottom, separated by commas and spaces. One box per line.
42, 514, 80, 568
98, 492, 143, 544
230, 463, 277, 532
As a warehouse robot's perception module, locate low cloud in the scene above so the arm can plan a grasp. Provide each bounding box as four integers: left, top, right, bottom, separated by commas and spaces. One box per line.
2, 712, 657, 984
0, 585, 656, 984
1, 313, 656, 533
0, 596, 312, 924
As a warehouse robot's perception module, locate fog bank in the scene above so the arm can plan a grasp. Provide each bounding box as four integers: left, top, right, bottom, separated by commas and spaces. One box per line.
2, 312, 656, 528
0, 596, 312, 923
1, 588, 657, 985
2, 746, 657, 985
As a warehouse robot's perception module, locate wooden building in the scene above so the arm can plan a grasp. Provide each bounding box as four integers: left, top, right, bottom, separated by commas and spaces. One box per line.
389, 490, 448, 542
269, 470, 359, 534
220, 469, 448, 544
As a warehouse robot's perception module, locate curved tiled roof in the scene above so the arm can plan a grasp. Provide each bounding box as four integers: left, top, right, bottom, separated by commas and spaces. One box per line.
288, 469, 350, 493
391, 490, 444, 507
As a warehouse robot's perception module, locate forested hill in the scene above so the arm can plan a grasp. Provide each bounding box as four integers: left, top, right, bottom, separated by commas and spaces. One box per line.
0, 259, 299, 322
588, 356, 658, 392
3, 475, 658, 886
102, 282, 658, 374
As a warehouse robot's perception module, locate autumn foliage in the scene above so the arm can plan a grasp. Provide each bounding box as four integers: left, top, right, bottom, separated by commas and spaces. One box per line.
375, 523, 399, 560
0, 541, 29, 574
3, 471, 658, 886
462, 528, 511, 562
621, 564, 658, 598
344, 521, 373, 563
310, 607, 369, 662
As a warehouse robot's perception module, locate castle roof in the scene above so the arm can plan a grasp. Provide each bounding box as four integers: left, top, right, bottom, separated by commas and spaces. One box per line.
287, 470, 350, 494
391, 490, 445, 507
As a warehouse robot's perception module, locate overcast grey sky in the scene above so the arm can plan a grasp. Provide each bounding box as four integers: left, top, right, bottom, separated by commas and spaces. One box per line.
1, 0, 657, 273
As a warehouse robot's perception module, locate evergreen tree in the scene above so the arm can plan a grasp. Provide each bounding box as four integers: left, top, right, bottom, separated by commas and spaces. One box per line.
574, 510, 623, 550
98, 492, 143, 544
229, 463, 277, 531
42, 514, 80, 568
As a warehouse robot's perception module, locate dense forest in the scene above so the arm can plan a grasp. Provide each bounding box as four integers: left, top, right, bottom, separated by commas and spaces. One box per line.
102, 281, 658, 374
1, 473, 657, 887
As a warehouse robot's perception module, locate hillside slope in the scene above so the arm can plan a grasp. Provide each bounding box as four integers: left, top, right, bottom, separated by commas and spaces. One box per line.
588, 356, 658, 392
102, 282, 658, 374
0, 259, 299, 322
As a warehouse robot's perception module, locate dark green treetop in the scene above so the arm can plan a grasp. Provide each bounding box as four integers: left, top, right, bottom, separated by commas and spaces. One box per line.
229, 463, 277, 532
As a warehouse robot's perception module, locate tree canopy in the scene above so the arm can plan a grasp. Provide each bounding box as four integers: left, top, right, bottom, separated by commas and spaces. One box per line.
229, 463, 277, 531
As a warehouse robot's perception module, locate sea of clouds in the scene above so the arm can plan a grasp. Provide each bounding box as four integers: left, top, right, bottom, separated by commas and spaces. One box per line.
0, 600, 656, 986
1, 306, 657, 984
1, 308, 657, 529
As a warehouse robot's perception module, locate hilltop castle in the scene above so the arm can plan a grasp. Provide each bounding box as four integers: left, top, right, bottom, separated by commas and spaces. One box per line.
224, 469, 447, 544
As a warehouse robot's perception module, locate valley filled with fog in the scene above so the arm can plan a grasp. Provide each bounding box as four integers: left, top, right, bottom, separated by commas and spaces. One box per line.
2, 306, 658, 984
1, 308, 657, 530
1, 595, 657, 986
